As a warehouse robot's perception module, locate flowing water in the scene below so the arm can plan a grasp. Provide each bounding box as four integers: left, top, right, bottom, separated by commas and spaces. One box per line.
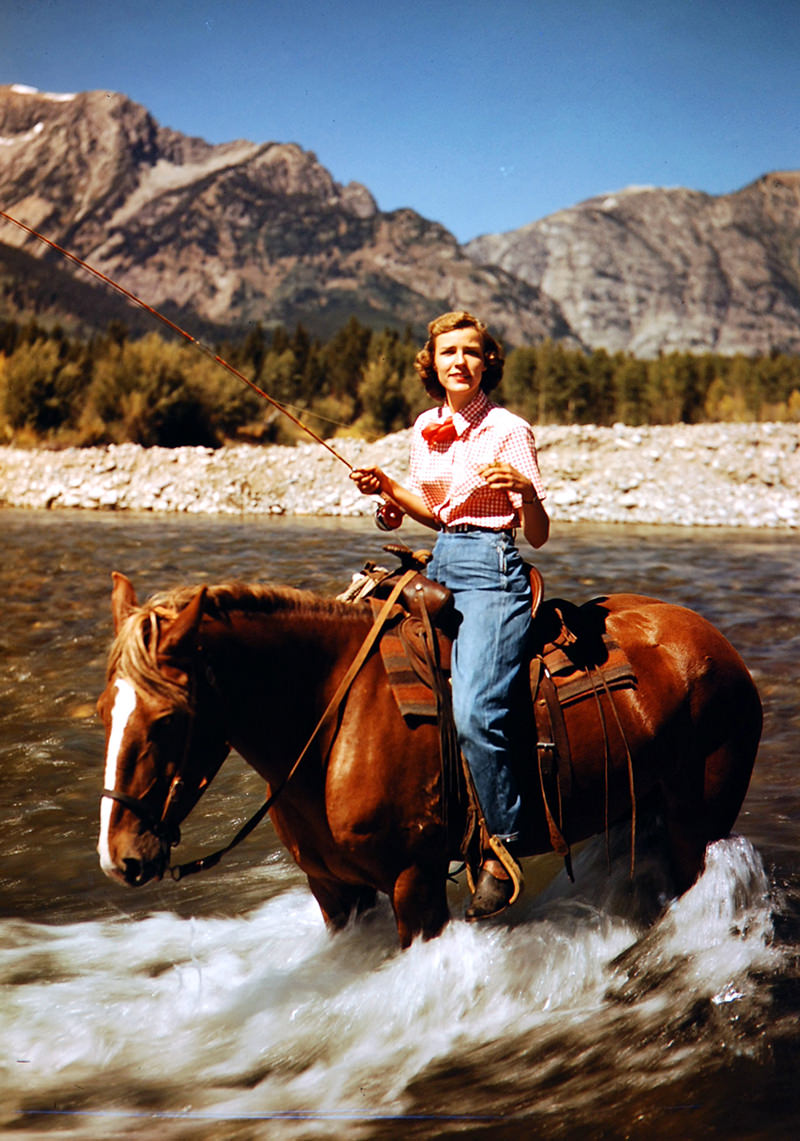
1, 509, 799, 1139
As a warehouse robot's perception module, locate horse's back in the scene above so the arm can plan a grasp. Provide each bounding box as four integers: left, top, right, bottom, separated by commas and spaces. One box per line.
587, 592, 755, 671
610, 593, 760, 823
586, 592, 761, 730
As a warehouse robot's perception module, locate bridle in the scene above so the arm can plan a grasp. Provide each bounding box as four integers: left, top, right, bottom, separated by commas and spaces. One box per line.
101, 777, 186, 850
101, 652, 228, 875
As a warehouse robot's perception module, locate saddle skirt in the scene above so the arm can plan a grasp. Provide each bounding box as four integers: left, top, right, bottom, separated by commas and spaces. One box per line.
371, 601, 451, 720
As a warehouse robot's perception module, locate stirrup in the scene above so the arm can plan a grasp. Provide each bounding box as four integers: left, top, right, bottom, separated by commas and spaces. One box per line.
486, 835, 523, 905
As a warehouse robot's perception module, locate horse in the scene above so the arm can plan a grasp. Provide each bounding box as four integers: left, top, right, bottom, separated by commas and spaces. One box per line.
97, 571, 761, 947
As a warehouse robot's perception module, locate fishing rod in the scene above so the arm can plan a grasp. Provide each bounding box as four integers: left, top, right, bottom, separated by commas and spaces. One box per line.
0, 209, 403, 530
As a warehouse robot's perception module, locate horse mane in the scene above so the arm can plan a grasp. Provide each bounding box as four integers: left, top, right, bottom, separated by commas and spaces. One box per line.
107, 582, 361, 709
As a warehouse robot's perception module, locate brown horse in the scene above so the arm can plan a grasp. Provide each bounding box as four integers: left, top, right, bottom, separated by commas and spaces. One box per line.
97, 572, 761, 947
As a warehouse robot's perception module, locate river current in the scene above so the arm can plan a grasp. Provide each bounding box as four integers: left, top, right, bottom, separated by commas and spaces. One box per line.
1, 509, 799, 1138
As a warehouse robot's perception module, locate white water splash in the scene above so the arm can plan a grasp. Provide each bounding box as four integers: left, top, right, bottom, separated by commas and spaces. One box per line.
1, 835, 779, 1136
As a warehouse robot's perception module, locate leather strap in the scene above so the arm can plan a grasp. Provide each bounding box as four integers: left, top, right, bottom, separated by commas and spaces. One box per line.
533, 665, 574, 880
583, 665, 637, 878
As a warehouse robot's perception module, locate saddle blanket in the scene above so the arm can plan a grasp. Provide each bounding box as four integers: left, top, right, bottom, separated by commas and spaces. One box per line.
370, 601, 442, 720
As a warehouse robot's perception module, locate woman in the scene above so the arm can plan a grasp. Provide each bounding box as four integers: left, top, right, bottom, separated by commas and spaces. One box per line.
350, 311, 549, 920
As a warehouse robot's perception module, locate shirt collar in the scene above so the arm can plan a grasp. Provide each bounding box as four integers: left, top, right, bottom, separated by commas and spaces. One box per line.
447, 389, 490, 435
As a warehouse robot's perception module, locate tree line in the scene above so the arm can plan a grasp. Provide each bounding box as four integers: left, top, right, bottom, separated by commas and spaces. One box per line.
1, 316, 799, 448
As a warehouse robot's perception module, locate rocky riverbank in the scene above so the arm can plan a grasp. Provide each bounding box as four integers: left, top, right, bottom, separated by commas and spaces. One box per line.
0, 423, 797, 528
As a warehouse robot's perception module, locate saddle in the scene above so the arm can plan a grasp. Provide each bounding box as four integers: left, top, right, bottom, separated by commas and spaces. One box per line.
337, 543, 454, 624
338, 546, 638, 877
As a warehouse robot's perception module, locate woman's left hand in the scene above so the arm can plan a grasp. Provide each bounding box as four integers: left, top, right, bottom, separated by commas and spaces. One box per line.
481, 462, 549, 547
479, 462, 535, 500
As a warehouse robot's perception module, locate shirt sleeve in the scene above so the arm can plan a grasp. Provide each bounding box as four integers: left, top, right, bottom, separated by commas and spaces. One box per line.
407, 418, 427, 497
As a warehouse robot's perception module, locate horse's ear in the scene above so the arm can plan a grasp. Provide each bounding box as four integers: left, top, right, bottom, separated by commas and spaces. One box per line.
158, 586, 208, 659
111, 572, 138, 633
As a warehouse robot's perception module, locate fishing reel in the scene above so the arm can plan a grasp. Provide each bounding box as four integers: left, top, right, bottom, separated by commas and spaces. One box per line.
374, 499, 404, 531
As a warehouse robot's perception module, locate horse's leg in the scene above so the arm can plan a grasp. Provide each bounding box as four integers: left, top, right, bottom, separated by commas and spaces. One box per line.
662, 785, 713, 893
391, 862, 450, 948
306, 874, 377, 932
663, 679, 761, 893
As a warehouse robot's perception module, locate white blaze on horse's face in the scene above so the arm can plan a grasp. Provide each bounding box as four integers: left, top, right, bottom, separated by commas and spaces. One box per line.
98, 677, 138, 878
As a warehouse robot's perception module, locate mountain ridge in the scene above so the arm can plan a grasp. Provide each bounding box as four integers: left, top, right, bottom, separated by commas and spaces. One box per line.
0, 84, 573, 347
466, 172, 800, 356
2, 84, 799, 356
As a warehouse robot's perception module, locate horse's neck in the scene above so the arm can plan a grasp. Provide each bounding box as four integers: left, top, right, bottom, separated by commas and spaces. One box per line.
202, 606, 368, 779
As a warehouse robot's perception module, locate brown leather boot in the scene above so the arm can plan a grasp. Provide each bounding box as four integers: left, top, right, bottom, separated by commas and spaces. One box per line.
465, 857, 514, 921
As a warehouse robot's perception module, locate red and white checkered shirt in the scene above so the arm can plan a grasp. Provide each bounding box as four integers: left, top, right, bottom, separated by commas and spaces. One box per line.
408, 390, 547, 529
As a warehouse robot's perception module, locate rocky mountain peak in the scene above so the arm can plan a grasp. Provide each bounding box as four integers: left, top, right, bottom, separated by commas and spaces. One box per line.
756, 169, 800, 194
467, 174, 800, 356
0, 85, 572, 345
2, 84, 799, 355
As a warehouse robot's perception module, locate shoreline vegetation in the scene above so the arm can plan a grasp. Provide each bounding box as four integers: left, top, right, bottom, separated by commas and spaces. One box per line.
1, 319, 798, 530
1, 422, 797, 530
2, 320, 800, 448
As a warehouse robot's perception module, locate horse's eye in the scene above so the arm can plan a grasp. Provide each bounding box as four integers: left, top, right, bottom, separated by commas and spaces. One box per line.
153, 714, 176, 737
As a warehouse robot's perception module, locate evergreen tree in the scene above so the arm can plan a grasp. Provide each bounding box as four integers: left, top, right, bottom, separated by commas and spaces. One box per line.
502, 346, 539, 422
239, 322, 267, 377
614, 356, 649, 424
355, 328, 417, 436
586, 349, 617, 425
321, 316, 372, 399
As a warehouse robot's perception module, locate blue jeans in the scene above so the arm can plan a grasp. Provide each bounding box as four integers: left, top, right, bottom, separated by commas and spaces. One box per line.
428, 528, 531, 841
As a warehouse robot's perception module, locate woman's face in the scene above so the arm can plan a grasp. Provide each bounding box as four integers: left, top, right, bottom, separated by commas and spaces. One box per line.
433, 327, 486, 410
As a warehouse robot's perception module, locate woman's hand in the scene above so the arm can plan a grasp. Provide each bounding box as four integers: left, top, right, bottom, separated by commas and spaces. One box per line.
350, 466, 387, 496
349, 466, 439, 531
479, 462, 550, 548
479, 462, 533, 498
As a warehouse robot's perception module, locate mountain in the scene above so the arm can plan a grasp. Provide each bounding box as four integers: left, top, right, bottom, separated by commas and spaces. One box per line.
466, 175, 800, 357
0, 84, 575, 347
0, 238, 175, 337
2, 84, 799, 357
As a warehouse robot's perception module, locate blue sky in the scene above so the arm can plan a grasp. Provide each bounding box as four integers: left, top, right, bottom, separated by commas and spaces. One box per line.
2, 0, 798, 242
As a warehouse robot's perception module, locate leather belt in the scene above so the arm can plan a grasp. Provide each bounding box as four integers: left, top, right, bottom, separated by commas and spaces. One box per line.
441, 524, 513, 535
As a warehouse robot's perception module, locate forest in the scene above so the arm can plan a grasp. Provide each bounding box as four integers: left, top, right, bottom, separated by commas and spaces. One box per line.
1, 315, 799, 448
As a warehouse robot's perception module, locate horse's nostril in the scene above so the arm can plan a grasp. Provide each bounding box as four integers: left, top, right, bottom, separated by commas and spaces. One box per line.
121, 852, 166, 886
123, 857, 144, 885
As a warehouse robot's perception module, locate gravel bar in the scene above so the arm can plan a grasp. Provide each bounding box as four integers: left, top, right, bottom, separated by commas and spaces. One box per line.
1, 423, 797, 529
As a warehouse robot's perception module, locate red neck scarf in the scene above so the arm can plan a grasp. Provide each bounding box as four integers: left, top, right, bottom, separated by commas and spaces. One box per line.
421, 414, 458, 445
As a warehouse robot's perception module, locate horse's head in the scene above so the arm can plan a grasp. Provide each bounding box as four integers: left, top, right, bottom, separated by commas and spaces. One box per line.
97, 573, 230, 886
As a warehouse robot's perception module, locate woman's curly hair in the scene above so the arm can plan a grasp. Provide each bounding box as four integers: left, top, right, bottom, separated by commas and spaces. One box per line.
414, 311, 504, 400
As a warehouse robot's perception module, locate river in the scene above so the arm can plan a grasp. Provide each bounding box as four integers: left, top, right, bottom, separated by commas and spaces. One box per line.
1, 509, 799, 1138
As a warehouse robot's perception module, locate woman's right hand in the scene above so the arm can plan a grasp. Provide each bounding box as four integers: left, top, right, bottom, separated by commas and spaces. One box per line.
349, 466, 440, 531
350, 466, 386, 496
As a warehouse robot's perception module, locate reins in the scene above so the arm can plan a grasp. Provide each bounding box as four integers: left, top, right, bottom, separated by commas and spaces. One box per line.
168, 569, 418, 880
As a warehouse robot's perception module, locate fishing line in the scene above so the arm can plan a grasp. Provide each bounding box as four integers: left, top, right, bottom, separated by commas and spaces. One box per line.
0, 209, 404, 528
